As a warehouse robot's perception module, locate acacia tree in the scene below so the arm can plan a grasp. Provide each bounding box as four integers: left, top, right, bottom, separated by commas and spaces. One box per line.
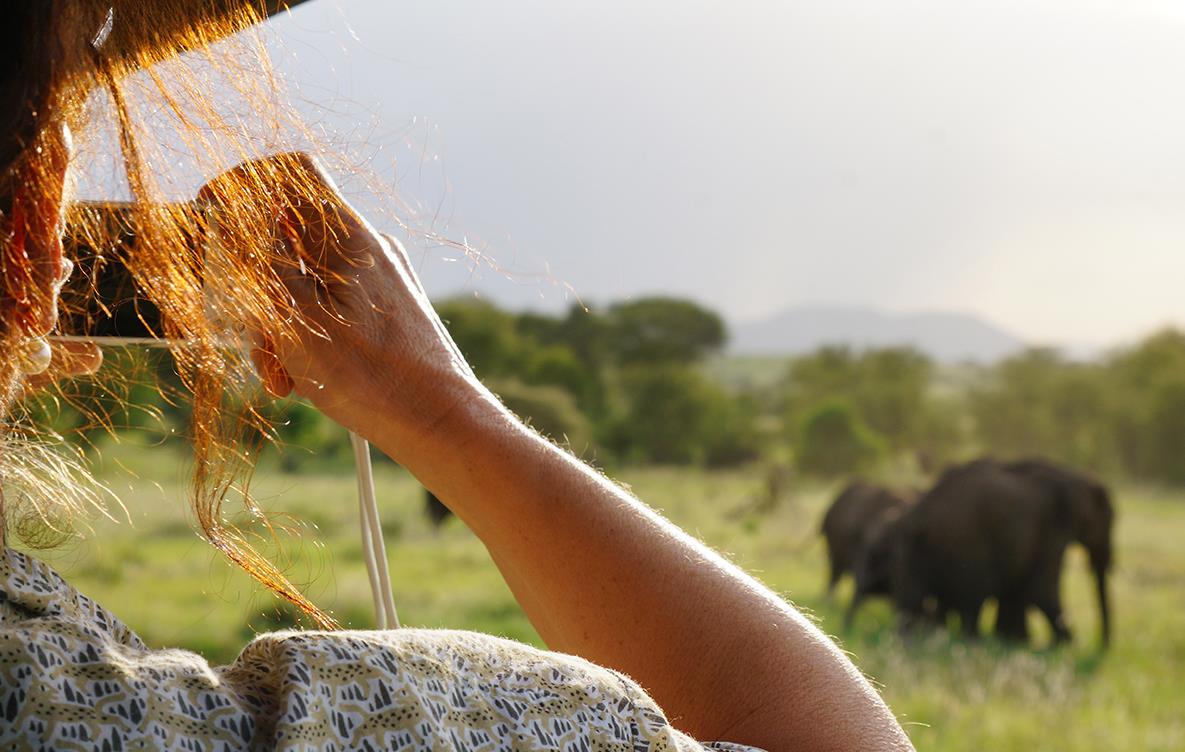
606, 297, 726, 365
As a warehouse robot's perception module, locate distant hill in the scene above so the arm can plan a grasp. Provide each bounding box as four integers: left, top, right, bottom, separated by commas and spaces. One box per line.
729, 305, 1027, 363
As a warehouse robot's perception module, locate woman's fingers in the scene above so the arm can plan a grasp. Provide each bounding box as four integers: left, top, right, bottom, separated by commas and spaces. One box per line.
23, 340, 102, 392
197, 151, 470, 444
197, 151, 378, 314
249, 339, 294, 398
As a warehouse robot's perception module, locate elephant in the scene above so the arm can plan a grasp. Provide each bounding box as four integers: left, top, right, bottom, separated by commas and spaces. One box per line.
821, 481, 915, 603
424, 489, 452, 530
892, 457, 1113, 647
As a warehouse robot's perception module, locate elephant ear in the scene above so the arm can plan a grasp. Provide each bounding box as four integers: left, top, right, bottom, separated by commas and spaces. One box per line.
1009, 459, 1079, 530
1019, 467, 1075, 528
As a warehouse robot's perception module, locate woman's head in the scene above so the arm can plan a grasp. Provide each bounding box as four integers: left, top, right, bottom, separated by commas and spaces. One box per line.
0, 1, 339, 627
0, 5, 91, 349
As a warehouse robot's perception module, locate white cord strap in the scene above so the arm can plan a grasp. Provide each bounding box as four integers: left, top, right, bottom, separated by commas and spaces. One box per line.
48, 334, 401, 629
350, 431, 399, 628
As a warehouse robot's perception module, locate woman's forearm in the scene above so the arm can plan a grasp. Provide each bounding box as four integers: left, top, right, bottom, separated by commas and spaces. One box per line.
383, 384, 913, 751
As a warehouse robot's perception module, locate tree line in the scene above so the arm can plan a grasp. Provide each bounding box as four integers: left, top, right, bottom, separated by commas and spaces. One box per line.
779, 330, 1185, 486
30, 296, 1185, 486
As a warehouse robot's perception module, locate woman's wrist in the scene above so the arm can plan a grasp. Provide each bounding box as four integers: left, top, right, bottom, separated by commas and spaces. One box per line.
369, 367, 517, 474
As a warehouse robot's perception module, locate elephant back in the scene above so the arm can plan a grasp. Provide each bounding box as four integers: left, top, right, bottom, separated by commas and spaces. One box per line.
905, 460, 1052, 596
823, 483, 910, 546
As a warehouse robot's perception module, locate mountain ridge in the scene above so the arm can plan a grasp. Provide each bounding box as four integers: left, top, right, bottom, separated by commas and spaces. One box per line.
728, 304, 1028, 363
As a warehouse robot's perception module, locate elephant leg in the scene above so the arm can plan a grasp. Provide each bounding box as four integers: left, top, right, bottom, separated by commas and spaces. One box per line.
896, 607, 928, 638
996, 597, 1030, 644
826, 553, 843, 598
894, 586, 929, 637
1029, 560, 1073, 645
925, 597, 948, 627
1033, 596, 1073, 644
958, 600, 984, 639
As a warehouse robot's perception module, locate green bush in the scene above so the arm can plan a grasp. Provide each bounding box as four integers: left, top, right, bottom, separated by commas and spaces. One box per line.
968, 349, 1113, 470
267, 399, 353, 471
486, 379, 595, 455
608, 366, 758, 466
435, 298, 524, 377
1105, 330, 1185, 483
794, 398, 885, 477
912, 396, 968, 474
519, 344, 603, 410
1145, 378, 1185, 486
701, 393, 763, 468
784, 346, 932, 454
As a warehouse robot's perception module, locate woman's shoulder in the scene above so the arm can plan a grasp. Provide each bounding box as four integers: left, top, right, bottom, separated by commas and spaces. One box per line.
0, 547, 144, 648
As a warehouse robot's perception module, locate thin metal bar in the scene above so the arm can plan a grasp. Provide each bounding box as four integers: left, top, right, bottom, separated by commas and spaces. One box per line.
50, 335, 182, 349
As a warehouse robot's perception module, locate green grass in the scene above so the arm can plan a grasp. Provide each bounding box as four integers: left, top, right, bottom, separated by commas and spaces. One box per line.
18, 442, 1185, 751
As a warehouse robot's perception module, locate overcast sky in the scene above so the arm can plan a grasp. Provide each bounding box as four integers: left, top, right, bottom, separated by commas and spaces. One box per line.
118, 1, 1185, 347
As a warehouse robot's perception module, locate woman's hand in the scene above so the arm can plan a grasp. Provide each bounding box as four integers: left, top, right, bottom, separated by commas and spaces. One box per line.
199, 153, 483, 456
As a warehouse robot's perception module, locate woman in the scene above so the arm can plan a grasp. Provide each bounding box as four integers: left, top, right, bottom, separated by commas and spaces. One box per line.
0, 3, 913, 750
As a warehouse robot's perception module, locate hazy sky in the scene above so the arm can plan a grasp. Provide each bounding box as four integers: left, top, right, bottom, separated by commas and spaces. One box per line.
133, 1, 1185, 346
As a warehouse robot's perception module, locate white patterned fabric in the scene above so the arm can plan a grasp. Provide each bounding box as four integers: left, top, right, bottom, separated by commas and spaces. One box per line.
0, 548, 763, 751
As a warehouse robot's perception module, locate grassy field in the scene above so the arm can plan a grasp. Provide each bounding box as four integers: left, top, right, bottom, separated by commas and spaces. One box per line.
18, 439, 1185, 751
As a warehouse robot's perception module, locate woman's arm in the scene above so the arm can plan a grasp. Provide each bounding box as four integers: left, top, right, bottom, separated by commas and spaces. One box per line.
222, 154, 912, 751
393, 385, 912, 751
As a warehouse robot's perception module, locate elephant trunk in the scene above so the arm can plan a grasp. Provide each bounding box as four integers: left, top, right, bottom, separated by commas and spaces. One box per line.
1093, 560, 1111, 648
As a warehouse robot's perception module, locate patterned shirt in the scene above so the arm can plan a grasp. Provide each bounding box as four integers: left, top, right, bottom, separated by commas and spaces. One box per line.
0, 548, 762, 751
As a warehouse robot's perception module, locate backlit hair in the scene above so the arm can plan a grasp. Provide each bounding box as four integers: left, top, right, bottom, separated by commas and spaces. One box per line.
1, 2, 355, 629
